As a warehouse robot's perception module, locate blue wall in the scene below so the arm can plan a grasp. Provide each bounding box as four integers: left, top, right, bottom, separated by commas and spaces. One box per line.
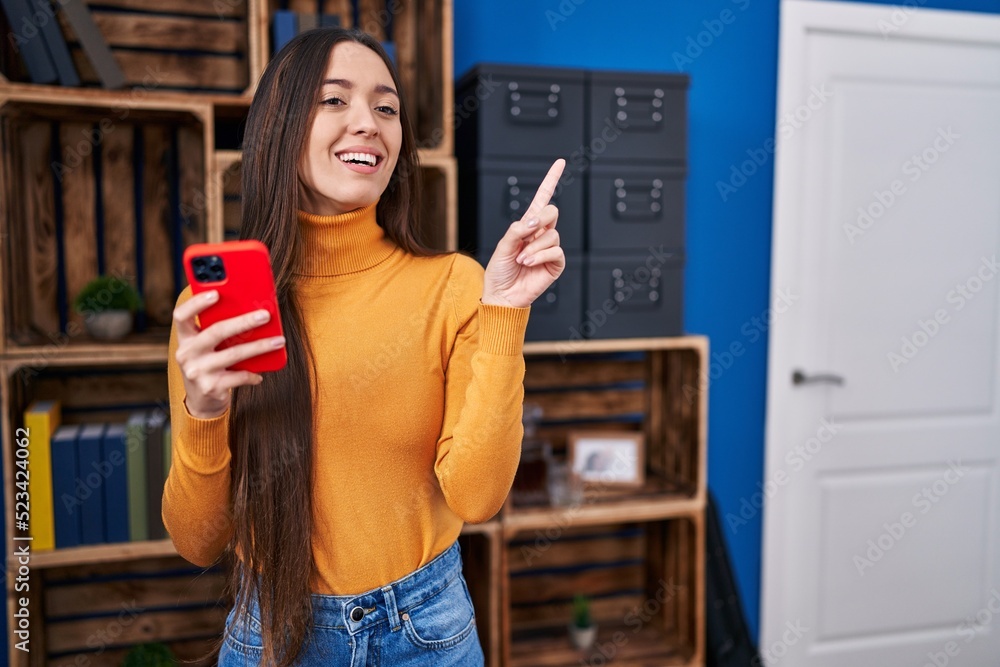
454, 0, 1000, 642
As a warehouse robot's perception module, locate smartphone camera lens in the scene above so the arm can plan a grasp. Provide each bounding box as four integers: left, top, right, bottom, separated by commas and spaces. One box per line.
192, 256, 226, 283
209, 256, 226, 281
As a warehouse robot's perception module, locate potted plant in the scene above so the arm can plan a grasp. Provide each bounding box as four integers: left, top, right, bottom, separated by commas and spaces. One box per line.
121, 641, 176, 666
72, 274, 143, 340
569, 593, 597, 650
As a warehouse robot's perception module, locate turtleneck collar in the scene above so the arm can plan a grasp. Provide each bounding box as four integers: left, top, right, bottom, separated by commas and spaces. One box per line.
294, 201, 398, 278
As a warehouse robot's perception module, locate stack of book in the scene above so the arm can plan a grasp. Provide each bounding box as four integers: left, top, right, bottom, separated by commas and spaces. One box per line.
23, 400, 173, 550
272, 3, 396, 65
0, 0, 124, 87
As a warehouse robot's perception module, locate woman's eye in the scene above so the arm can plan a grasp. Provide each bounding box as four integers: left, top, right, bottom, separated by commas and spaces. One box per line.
322, 97, 345, 106
377, 105, 399, 116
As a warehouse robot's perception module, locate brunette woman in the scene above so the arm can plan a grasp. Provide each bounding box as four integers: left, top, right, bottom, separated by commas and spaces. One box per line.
164, 27, 565, 667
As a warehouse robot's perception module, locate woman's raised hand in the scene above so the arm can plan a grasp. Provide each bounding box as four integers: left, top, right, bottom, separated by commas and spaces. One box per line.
172, 290, 286, 419
482, 158, 567, 309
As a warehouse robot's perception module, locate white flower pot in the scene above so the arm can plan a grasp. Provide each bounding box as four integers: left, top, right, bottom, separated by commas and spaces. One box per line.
85, 310, 133, 340
568, 623, 597, 650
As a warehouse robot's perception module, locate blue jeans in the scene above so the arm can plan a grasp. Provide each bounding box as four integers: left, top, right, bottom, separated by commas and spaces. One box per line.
218, 540, 485, 666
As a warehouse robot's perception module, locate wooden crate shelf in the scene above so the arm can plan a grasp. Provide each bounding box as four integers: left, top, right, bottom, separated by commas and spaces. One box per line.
0, 0, 263, 98
498, 338, 707, 666
503, 495, 703, 535
504, 516, 704, 667
0, 91, 213, 355
36, 554, 227, 667
7, 538, 176, 570
509, 623, 691, 667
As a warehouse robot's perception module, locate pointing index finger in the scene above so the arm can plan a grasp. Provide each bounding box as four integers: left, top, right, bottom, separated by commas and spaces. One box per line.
523, 158, 566, 222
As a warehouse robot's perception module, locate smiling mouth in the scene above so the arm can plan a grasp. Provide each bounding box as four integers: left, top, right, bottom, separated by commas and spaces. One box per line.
337, 152, 381, 167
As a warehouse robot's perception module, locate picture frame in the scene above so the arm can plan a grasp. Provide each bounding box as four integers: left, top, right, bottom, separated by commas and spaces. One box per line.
566, 430, 645, 489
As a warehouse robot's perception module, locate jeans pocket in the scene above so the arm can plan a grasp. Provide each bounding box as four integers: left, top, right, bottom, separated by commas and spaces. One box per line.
224, 604, 266, 656
401, 574, 477, 651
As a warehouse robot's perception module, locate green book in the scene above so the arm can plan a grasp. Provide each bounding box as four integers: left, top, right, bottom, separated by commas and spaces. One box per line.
145, 410, 167, 540
125, 410, 148, 541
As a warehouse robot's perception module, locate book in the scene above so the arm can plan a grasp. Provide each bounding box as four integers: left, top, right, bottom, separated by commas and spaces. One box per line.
58, 0, 125, 88
272, 10, 297, 56
23, 400, 61, 551
145, 409, 168, 540
319, 13, 341, 27
77, 423, 106, 545
0, 0, 57, 83
35, 0, 80, 86
125, 411, 148, 541
50, 424, 82, 548
101, 423, 129, 543
298, 11, 317, 33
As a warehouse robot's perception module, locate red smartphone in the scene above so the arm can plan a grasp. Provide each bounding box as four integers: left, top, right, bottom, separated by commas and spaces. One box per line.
182, 240, 287, 373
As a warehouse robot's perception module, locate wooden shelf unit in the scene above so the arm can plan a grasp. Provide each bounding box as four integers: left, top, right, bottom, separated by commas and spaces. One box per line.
1, 1, 458, 665
498, 337, 708, 667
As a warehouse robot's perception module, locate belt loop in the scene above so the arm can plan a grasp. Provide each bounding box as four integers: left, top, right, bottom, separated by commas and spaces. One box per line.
381, 585, 401, 632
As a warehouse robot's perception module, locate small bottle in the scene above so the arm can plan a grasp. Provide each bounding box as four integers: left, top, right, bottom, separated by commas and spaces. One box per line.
512, 402, 552, 506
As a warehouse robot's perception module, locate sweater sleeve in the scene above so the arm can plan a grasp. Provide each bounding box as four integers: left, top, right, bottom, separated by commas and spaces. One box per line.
434, 254, 531, 523
161, 285, 234, 567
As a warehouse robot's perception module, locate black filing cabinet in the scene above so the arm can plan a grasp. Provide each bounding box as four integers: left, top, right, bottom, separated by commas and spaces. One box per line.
456, 63, 586, 163
587, 70, 688, 163
457, 63, 689, 341
526, 253, 585, 342
587, 164, 685, 252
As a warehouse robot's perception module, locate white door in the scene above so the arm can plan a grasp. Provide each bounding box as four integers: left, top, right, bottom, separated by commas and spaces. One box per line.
761, 2, 1000, 666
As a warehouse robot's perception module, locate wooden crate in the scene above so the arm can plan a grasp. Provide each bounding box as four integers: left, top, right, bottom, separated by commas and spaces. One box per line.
41, 556, 226, 667
0, 92, 212, 356
264, 0, 453, 156
504, 516, 704, 667
460, 524, 503, 667
210, 151, 457, 251
416, 154, 457, 251
0, 0, 261, 97
503, 339, 707, 520
496, 337, 708, 666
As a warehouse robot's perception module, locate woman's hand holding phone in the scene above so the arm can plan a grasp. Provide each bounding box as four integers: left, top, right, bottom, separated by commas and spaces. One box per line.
172, 290, 286, 419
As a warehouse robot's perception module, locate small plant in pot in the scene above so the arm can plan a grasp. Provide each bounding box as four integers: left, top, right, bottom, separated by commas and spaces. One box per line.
569, 593, 597, 650
121, 641, 176, 666
72, 274, 144, 341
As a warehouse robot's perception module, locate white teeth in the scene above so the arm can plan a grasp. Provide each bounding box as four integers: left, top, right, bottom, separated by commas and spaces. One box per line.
339, 152, 377, 166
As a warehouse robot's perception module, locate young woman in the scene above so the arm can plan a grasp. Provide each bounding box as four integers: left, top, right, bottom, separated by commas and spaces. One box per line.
163, 27, 565, 667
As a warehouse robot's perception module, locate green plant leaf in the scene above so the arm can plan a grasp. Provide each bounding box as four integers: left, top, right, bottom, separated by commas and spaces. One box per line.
72, 274, 144, 315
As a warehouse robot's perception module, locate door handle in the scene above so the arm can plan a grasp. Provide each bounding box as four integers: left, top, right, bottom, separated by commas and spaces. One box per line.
792, 369, 844, 386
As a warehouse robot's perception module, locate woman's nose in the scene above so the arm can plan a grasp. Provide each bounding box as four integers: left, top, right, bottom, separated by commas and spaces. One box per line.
347, 106, 379, 136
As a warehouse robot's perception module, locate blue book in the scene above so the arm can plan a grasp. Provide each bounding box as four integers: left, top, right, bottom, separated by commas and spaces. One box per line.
382, 41, 396, 68
51, 424, 82, 548
36, 0, 80, 86
77, 424, 106, 545
0, 0, 57, 83
272, 10, 297, 55
101, 423, 129, 543
144, 410, 167, 540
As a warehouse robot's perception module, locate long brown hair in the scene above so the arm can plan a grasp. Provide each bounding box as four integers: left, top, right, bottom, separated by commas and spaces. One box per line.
217, 27, 450, 666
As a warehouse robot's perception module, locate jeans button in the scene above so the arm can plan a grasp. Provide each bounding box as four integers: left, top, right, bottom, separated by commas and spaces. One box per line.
350, 606, 365, 622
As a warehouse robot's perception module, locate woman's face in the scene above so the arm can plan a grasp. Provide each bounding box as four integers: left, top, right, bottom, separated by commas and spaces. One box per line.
298, 41, 402, 216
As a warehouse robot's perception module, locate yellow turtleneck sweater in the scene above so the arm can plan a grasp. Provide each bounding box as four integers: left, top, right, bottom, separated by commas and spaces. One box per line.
162, 202, 531, 595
